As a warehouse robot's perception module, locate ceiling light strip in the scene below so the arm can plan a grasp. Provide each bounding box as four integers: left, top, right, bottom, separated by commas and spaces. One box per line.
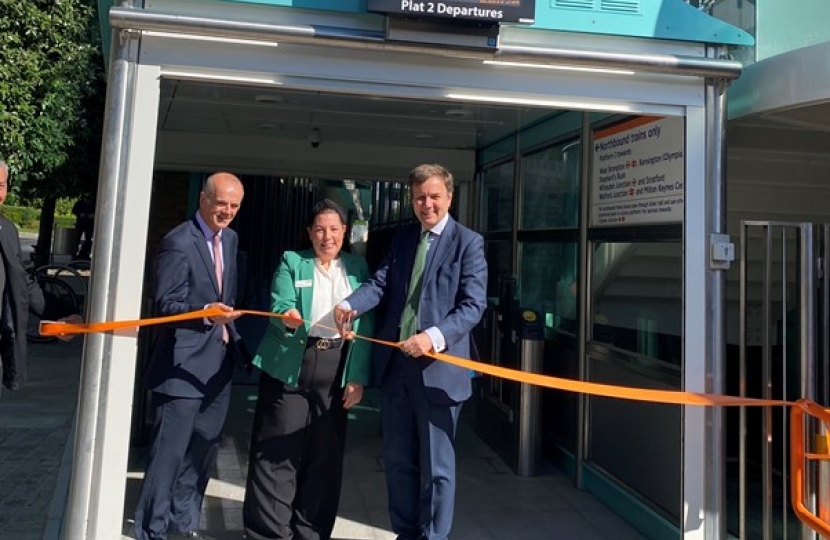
161, 69, 283, 86
445, 93, 636, 113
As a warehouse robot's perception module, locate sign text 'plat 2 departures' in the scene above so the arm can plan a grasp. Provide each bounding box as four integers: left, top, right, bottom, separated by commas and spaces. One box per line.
368, 0, 536, 24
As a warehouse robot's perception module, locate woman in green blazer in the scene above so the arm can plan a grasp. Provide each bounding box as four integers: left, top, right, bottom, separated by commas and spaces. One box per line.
243, 199, 374, 540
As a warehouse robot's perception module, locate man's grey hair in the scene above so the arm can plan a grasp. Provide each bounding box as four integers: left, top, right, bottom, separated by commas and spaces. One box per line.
0, 160, 7, 176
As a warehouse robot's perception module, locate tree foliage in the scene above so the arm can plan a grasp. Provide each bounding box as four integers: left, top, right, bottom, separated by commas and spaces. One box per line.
0, 0, 106, 201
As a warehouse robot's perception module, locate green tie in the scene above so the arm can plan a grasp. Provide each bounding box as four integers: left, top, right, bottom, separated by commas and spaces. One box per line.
399, 231, 430, 341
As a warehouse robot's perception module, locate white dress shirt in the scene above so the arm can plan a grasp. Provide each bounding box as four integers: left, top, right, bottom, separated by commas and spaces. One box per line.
309, 257, 352, 339
195, 212, 224, 324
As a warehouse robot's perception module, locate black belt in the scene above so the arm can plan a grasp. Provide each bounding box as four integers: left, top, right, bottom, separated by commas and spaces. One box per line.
307, 336, 343, 350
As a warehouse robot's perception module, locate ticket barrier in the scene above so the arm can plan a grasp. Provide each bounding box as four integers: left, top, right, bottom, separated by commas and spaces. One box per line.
475, 304, 545, 476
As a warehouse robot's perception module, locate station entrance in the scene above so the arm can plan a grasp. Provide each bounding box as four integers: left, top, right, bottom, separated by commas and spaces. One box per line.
124, 82, 701, 540
66, 4, 744, 539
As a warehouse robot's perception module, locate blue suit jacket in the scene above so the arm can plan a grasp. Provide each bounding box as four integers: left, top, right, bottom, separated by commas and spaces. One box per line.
143, 215, 240, 398
346, 217, 487, 403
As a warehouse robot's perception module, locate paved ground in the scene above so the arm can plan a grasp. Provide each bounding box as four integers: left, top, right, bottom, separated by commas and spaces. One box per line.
0, 302, 646, 540
120, 385, 647, 540
0, 338, 82, 540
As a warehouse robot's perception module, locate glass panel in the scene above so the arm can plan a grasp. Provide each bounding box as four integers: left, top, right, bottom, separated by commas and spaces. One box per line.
521, 140, 580, 230
518, 241, 578, 336
592, 241, 682, 364
588, 355, 681, 521
370, 181, 411, 227
481, 161, 515, 232
485, 240, 512, 300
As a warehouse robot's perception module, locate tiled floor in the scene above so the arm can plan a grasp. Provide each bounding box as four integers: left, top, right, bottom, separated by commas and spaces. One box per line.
123, 386, 647, 540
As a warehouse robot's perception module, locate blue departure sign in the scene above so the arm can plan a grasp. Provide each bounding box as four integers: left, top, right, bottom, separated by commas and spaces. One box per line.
368, 0, 535, 24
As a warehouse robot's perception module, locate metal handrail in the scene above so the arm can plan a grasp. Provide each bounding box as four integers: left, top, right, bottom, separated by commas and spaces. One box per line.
791, 400, 830, 539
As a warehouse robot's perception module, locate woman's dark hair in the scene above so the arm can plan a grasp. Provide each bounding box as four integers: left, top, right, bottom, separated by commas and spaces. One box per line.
307, 198, 348, 228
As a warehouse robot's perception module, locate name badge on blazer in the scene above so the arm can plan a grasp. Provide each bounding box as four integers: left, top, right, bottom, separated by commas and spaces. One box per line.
295, 279, 312, 288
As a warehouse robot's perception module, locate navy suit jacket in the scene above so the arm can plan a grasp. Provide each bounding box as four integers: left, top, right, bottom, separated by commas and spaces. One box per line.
347, 217, 487, 403
143, 215, 240, 398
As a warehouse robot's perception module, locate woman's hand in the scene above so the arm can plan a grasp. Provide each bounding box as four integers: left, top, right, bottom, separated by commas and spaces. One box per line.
282, 308, 303, 329
342, 382, 364, 409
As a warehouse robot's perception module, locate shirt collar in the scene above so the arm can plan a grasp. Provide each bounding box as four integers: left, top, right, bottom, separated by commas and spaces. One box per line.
314, 256, 342, 271
195, 211, 220, 241
422, 213, 450, 236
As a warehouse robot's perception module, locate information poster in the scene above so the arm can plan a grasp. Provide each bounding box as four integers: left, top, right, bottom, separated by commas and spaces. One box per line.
591, 116, 685, 227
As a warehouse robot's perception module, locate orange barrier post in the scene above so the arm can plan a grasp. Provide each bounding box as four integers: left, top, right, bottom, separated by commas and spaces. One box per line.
791, 399, 830, 539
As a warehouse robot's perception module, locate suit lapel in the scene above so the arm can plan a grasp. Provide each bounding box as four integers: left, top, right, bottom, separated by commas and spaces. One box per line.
422, 218, 456, 288
220, 232, 234, 300
341, 253, 361, 290
190, 218, 221, 297
400, 225, 420, 287
298, 253, 314, 330
0, 222, 14, 265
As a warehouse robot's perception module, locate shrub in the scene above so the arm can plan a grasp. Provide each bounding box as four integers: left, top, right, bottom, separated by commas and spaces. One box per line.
0, 205, 40, 230
54, 215, 76, 228
0, 205, 76, 232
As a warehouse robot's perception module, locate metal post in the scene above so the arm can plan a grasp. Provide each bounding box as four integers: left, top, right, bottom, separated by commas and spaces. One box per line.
762, 224, 772, 540
782, 229, 789, 540
575, 111, 592, 489
800, 223, 816, 540
63, 28, 138, 540
517, 338, 543, 476
739, 222, 748, 540
512, 121, 521, 278
704, 44, 729, 540
820, 225, 830, 527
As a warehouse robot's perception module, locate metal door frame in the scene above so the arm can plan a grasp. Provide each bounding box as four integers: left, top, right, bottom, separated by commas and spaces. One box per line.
738, 220, 816, 540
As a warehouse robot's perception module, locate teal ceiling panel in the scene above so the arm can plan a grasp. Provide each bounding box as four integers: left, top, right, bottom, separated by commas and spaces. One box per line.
534, 0, 753, 46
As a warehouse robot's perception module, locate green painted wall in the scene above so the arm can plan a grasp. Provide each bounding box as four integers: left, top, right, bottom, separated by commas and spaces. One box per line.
757, 0, 830, 61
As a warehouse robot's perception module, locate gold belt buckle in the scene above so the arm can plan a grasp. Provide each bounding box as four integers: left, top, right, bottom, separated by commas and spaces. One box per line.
316, 338, 332, 350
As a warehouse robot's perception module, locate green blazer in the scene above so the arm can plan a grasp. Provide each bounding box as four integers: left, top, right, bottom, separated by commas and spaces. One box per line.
252, 249, 374, 387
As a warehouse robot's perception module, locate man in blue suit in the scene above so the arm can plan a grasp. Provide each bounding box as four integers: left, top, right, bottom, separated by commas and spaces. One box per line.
336, 163, 487, 540
136, 172, 245, 540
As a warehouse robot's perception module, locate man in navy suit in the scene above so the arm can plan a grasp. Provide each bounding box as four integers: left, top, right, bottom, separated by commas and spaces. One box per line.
135, 172, 245, 540
336, 163, 487, 540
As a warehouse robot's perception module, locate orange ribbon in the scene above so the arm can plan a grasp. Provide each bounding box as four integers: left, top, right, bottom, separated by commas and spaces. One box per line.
43, 309, 830, 537
41, 308, 790, 407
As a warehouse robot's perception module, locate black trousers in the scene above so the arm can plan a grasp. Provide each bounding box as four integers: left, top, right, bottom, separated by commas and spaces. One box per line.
243, 340, 348, 540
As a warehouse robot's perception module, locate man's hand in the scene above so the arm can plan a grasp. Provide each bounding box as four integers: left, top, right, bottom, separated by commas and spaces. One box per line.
206, 302, 241, 325
282, 308, 303, 330
342, 382, 364, 409
333, 305, 357, 340
399, 333, 433, 358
